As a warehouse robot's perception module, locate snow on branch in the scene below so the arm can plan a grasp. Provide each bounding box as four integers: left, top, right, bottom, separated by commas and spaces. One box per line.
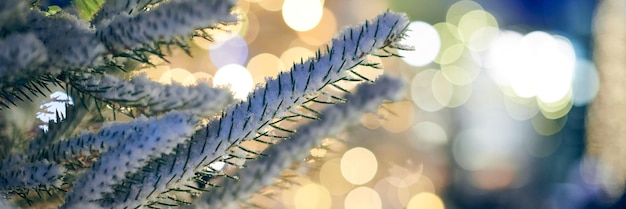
193, 75, 404, 208
73, 73, 234, 116
96, 0, 238, 51
98, 11, 409, 209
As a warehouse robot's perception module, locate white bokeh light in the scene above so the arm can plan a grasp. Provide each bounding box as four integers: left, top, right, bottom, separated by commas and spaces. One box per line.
282, 0, 323, 32
399, 21, 441, 67
213, 64, 254, 100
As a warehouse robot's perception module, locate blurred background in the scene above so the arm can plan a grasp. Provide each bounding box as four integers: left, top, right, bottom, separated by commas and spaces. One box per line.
35, 0, 626, 208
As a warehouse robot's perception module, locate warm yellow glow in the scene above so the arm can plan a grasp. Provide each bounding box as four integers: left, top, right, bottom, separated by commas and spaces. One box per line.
341, 147, 378, 185
531, 113, 566, 136
247, 53, 286, 84
294, 183, 332, 209
380, 100, 415, 133
441, 64, 475, 86
282, 0, 323, 31
433, 23, 463, 64
439, 43, 465, 65
406, 192, 445, 209
458, 10, 499, 43
468, 26, 499, 52
298, 8, 337, 46
361, 113, 382, 130
191, 72, 213, 85
399, 21, 441, 67
258, 0, 283, 11
159, 68, 193, 85
136, 64, 170, 81
446, 1, 484, 25
213, 64, 254, 100
280, 47, 314, 69
344, 187, 382, 209
319, 158, 353, 196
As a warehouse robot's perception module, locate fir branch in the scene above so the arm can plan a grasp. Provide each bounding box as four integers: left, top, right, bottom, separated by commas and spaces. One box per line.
96, 0, 238, 51
71, 73, 234, 117
60, 111, 198, 208
91, 0, 160, 25
191, 75, 404, 208
99, 11, 409, 209
0, 33, 48, 88
0, 0, 28, 33
0, 159, 65, 192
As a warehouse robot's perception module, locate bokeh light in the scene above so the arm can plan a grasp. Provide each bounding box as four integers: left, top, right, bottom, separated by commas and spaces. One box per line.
159, 68, 194, 85
294, 183, 332, 209
319, 158, 354, 196
411, 121, 448, 149
411, 69, 445, 112
247, 53, 286, 84
406, 192, 445, 209
209, 35, 249, 68
572, 59, 599, 106
341, 147, 378, 185
282, 0, 323, 32
297, 8, 337, 46
399, 21, 441, 67
344, 187, 382, 209
213, 64, 254, 100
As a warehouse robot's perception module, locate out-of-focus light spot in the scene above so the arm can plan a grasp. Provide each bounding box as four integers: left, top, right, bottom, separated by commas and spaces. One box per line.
282, 0, 323, 32
446, 1, 484, 25
341, 147, 378, 185
411, 69, 445, 112
486, 31, 576, 104
439, 43, 465, 65
468, 26, 499, 52
406, 192, 445, 209
485, 30, 524, 86
537, 91, 573, 119
433, 23, 463, 65
309, 148, 327, 158
471, 165, 516, 190
37, 91, 73, 131
209, 35, 248, 68
396, 175, 436, 207
298, 8, 337, 46
281, 175, 313, 208
441, 62, 477, 85
531, 113, 567, 136
213, 64, 254, 100
242, 11, 260, 43
319, 158, 354, 196
448, 83, 473, 108
380, 100, 415, 133
432, 71, 454, 107
344, 187, 382, 209
258, 0, 283, 11
572, 59, 599, 106
374, 177, 408, 209
457, 10, 499, 42
159, 68, 194, 85
294, 183, 331, 209
361, 113, 382, 130
247, 53, 286, 84
412, 121, 448, 149
398, 21, 441, 67
503, 96, 539, 121
280, 47, 314, 69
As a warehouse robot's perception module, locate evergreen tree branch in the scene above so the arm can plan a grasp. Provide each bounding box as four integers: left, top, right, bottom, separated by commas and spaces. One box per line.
192, 75, 404, 208
70, 73, 234, 117
99, 11, 409, 209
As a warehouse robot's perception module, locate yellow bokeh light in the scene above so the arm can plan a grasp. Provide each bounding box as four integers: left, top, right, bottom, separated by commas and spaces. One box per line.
258, 0, 283, 11
531, 113, 567, 136
282, 0, 323, 31
280, 47, 314, 69
191, 72, 214, 85
407, 192, 445, 209
457, 10, 499, 42
361, 112, 382, 130
441, 64, 472, 86
294, 183, 332, 209
537, 91, 573, 120
247, 53, 286, 84
297, 8, 337, 46
398, 175, 436, 207
341, 147, 378, 185
468, 26, 499, 52
319, 158, 354, 196
433, 23, 464, 64
213, 64, 254, 100
446, 1, 484, 26
380, 100, 415, 133
432, 71, 454, 107
159, 68, 193, 85
344, 187, 382, 209
399, 21, 441, 67
412, 121, 448, 147
439, 43, 465, 65
136, 64, 170, 81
